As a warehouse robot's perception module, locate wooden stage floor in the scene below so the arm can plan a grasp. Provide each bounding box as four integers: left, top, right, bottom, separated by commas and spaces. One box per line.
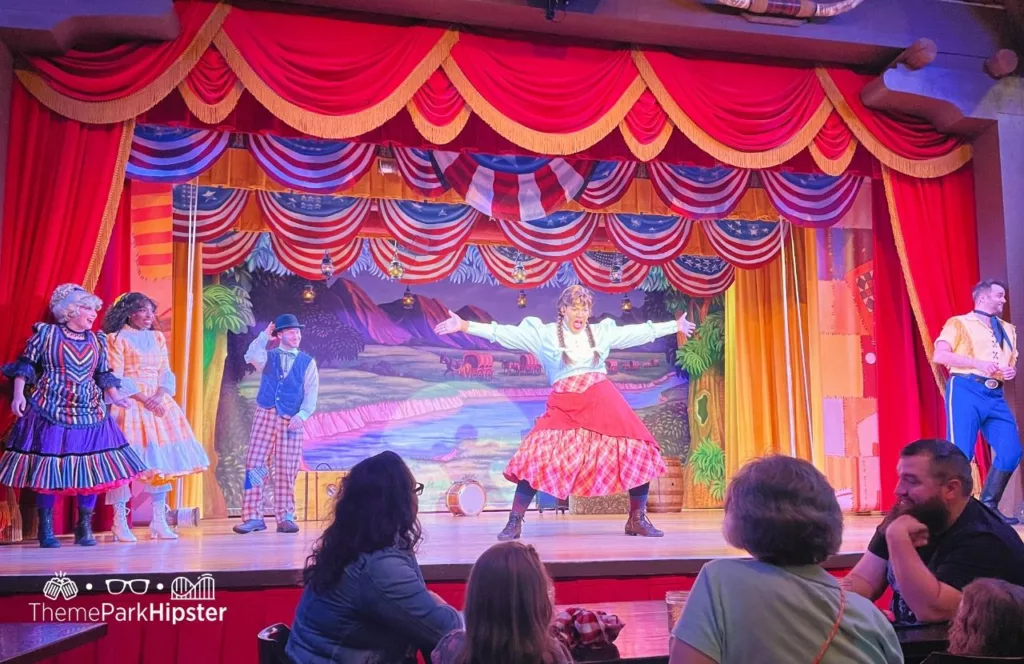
0, 510, 915, 595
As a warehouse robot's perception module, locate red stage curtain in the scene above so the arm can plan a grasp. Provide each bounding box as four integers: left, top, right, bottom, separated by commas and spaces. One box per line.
636, 51, 830, 167
882, 164, 992, 478
215, 7, 455, 138
407, 70, 470, 145
443, 31, 645, 154
818, 68, 971, 179
873, 181, 946, 509
620, 89, 672, 161
179, 47, 242, 125
17, 2, 226, 123
810, 111, 858, 176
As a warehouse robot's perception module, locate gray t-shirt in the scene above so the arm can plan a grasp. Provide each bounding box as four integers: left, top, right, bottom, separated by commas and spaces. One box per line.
672, 559, 903, 664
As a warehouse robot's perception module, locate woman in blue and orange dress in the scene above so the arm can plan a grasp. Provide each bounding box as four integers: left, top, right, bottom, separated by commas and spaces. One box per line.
102, 292, 209, 541
0, 284, 147, 548
434, 285, 695, 541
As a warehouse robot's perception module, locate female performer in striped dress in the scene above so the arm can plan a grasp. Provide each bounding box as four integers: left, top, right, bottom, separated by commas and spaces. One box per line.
434, 285, 695, 541
0, 284, 147, 548
102, 293, 209, 541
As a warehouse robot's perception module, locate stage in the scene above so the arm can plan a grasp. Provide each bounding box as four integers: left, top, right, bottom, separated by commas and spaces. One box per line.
0, 510, 887, 596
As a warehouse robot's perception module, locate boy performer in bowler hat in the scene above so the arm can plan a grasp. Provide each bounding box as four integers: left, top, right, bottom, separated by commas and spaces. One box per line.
234, 313, 319, 534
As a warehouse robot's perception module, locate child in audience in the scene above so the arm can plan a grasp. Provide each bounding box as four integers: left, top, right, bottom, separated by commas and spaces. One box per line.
432, 541, 571, 664
947, 578, 1024, 658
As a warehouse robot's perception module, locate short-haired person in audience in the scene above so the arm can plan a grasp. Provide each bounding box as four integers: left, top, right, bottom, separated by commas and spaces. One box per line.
841, 439, 1024, 626
431, 541, 572, 664
286, 451, 461, 664
932, 279, 1021, 524
947, 578, 1024, 658
670, 455, 903, 664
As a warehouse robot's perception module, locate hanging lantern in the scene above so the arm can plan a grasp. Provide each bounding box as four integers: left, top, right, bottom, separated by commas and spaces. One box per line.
610, 262, 624, 284
387, 256, 406, 280
402, 287, 415, 310
301, 284, 316, 304
621, 293, 633, 313
516, 290, 528, 308
320, 251, 335, 279
511, 261, 527, 284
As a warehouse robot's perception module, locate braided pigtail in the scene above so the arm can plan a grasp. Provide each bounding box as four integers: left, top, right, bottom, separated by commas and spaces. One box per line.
585, 323, 599, 366
557, 313, 571, 365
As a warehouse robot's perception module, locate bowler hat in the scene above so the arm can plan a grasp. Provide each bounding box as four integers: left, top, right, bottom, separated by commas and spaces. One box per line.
273, 313, 304, 333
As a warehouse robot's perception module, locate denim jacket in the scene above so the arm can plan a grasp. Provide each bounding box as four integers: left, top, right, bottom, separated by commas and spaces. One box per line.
286, 547, 462, 664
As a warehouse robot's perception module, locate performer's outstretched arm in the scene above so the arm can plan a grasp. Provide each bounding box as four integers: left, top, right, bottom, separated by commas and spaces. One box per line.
599, 315, 695, 350
434, 309, 543, 355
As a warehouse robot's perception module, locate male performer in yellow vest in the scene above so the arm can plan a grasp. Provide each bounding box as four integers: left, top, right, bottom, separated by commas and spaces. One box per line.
933, 279, 1020, 524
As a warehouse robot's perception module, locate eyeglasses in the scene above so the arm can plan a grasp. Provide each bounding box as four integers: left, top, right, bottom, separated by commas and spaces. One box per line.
414, 482, 424, 496
105, 578, 150, 595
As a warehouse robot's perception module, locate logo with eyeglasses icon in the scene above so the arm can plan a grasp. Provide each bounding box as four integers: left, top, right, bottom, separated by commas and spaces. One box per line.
105, 578, 150, 596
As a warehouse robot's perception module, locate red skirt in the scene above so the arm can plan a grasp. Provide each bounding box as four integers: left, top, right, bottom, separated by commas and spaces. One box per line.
503, 373, 667, 498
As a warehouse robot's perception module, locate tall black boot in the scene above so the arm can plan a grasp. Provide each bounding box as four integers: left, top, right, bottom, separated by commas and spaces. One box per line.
74, 508, 97, 546
980, 468, 1020, 525
37, 508, 61, 548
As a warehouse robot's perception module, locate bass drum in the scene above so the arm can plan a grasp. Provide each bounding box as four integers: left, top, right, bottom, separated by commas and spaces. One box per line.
445, 480, 487, 516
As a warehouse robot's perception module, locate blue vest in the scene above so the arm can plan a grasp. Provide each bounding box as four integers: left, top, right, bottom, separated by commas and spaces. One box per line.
256, 349, 313, 417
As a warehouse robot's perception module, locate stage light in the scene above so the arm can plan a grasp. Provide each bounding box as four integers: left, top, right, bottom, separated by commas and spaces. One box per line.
511, 262, 527, 284
516, 290, 528, 308
301, 284, 316, 304
320, 251, 335, 279
621, 293, 633, 312
387, 256, 406, 280
402, 287, 415, 310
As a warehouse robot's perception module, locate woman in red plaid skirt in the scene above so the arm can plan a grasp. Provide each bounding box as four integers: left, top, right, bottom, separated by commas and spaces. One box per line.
434, 285, 694, 541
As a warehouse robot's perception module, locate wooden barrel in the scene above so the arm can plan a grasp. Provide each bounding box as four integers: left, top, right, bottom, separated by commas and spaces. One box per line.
647, 457, 685, 513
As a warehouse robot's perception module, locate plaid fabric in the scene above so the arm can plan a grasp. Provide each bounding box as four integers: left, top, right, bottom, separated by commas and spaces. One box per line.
241, 407, 303, 521
504, 371, 667, 497
553, 608, 625, 650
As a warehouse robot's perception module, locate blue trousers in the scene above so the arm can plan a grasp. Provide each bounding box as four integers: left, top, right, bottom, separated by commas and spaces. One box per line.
946, 375, 1023, 472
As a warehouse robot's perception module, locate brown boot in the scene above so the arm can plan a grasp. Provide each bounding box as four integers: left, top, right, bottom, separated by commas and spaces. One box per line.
497, 513, 524, 541
625, 510, 664, 537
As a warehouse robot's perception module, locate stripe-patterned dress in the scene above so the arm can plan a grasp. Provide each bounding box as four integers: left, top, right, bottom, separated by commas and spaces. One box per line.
0, 323, 147, 494
107, 327, 208, 482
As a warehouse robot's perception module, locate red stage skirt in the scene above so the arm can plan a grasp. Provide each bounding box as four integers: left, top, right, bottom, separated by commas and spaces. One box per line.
504, 372, 668, 498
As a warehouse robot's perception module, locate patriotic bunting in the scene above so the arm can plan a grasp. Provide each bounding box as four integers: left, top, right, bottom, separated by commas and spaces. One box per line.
366, 238, 468, 284
128, 126, 229, 183
571, 252, 650, 294
202, 231, 259, 275
432, 151, 591, 222
606, 214, 693, 265
394, 147, 449, 198
759, 171, 863, 227
249, 135, 375, 193
496, 211, 599, 260
172, 185, 249, 242
378, 199, 481, 254
578, 161, 637, 210
270, 235, 363, 280
476, 245, 559, 289
648, 164, 750, 219
701, 219, 785, 268
662, 255, 736, 297
256, 191, 370, 249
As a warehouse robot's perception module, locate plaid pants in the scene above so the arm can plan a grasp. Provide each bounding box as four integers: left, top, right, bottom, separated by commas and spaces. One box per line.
241, 407, 303, 522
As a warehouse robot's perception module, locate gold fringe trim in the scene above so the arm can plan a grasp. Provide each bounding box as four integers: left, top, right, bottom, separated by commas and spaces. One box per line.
215, 29, 458, 138
406, 101, 470, 145
442, 57, 646, 156
809, 136, 858, 176
16, 4, 230, 124
619, 118, 672, 162
634, 50, 832, 169
815, 68, 973, 179
84, 119, 137, 291
178, 78, 243, 125
881, 166, 946, 395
